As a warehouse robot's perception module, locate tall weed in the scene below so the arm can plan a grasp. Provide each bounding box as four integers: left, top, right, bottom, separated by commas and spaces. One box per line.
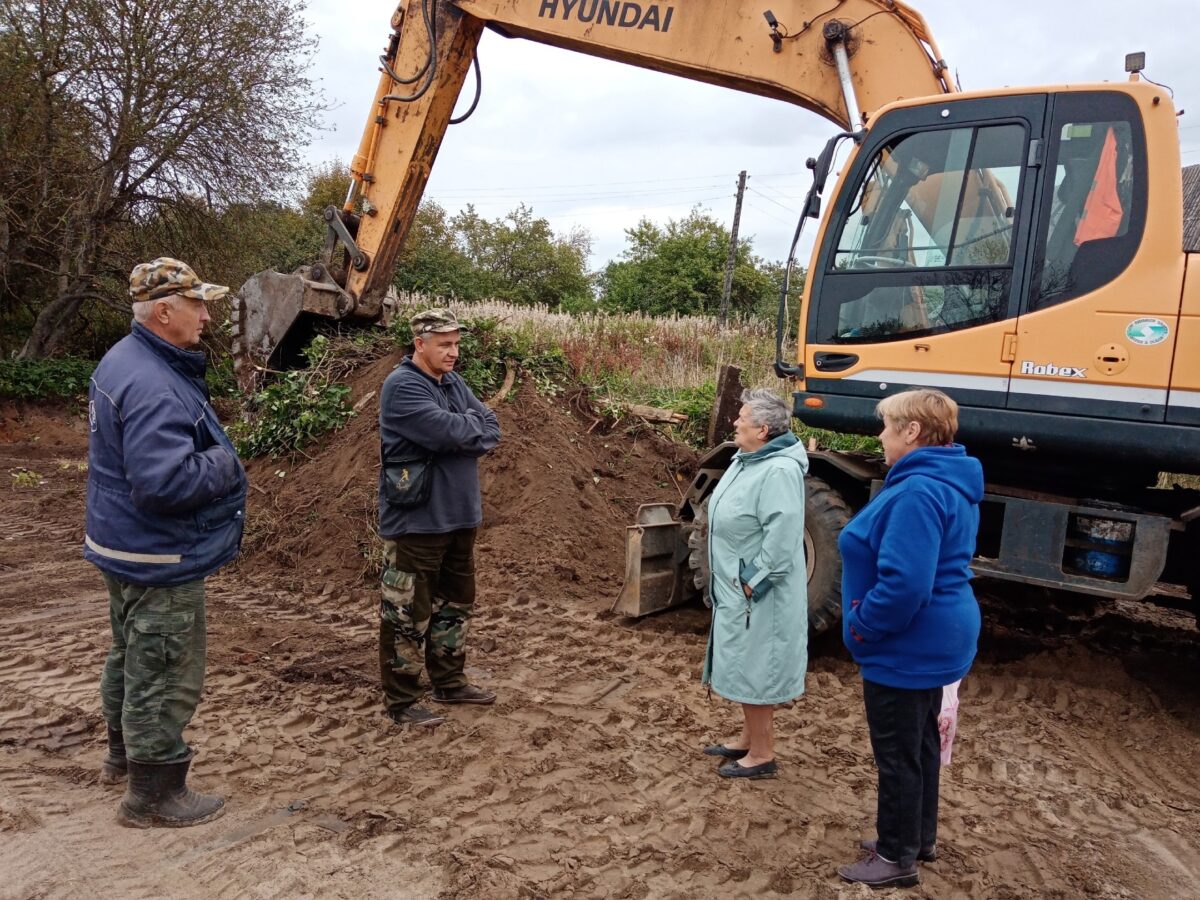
383, 295, 871, 451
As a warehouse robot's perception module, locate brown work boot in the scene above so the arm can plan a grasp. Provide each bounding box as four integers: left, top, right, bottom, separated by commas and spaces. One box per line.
838, 852, 919, 888
99, 725, 127, 785
432, 684, 496, 705
860, 838, 938, 862
388, 704, 445, 727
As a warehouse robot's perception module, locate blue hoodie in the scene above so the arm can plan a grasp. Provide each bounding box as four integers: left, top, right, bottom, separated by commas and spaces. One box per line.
839, 444, 984, 689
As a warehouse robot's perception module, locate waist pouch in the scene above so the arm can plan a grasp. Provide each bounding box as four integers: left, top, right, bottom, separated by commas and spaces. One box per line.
383, 454, 435, 508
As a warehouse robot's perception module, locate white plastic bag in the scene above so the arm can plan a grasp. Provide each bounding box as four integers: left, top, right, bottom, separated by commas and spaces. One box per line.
938, 679, 961, 766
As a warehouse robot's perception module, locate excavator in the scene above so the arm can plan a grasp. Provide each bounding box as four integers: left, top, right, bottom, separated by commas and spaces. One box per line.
232, 0, 1200, 628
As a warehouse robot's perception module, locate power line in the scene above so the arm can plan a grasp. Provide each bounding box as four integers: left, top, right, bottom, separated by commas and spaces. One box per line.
744, 200, 795, 226
752, 180, 807, 199
532, 194, 736, 221
428, 173, 745, 195
429, 182, 730, 204
747, 185, 799, 215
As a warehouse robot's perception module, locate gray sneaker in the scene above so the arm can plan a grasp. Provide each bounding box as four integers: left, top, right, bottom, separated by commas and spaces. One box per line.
388, 705, 445, 727
860, 838, 938, 862
838, 852, 919, 888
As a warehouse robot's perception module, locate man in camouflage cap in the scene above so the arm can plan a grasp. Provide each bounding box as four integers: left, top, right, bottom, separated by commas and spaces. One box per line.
129, 257, 230, 305
86, 257, 246, 826
409, 307, 470, 338
376, 307, 500, 727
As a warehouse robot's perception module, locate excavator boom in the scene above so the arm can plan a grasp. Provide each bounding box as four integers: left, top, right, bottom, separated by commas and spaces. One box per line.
231, 0, 955, 386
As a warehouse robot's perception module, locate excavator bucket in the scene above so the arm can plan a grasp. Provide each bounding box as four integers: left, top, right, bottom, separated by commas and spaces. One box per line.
613, 443, 737, 618
612, 503, 690, 618
231, 267, 353, 392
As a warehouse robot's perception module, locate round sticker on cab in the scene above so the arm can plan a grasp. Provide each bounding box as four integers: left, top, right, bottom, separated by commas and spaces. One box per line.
1126, 317, 1169, 346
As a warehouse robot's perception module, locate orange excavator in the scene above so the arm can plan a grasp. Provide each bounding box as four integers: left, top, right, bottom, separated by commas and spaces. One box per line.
232, 0, 1200, 627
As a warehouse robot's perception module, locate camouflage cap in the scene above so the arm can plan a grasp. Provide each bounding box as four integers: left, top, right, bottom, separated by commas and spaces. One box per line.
128, 257, 229, 306
409, 307, 467, 336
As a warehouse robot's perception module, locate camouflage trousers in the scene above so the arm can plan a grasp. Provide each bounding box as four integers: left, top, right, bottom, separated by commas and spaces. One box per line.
379, 529, 477, 712
99, 574, 206, 762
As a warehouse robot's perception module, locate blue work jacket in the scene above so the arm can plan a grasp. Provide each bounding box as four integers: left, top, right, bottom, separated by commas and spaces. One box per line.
84, 323, 246, 585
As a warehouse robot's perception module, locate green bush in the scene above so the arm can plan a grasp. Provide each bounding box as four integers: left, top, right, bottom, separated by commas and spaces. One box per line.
645, 381, 717, 447
205, 355, 239, 400
389, 314, 569, 399
231, 374, 353, 458
231, 337, 355, 458
0, 358, 96, 399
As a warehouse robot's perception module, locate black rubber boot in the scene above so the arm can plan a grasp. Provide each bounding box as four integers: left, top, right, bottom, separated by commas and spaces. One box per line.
99, 725, 127, 785
117, 750, 226, 828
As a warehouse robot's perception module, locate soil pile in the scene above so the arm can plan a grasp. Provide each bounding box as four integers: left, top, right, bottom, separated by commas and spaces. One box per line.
239, 349, 695, 606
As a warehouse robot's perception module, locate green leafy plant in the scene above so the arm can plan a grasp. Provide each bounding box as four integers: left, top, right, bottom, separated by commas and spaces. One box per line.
231, 335, 355, 458
10, 468, 44, 487
390, 314, 568, 399
231, 374, 353, 458
644, 382, 718, 447
0, 358, 96, 400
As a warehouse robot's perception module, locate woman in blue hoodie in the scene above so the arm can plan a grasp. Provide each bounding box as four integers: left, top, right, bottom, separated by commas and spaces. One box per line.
836, 389, 983, 890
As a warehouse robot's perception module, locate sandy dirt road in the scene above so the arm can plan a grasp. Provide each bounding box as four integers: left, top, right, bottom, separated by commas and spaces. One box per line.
2, 390, 1199, 899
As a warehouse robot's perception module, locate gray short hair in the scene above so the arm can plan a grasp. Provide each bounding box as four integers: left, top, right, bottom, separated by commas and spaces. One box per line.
740, 388, 791, 438
132, 294, 182, 323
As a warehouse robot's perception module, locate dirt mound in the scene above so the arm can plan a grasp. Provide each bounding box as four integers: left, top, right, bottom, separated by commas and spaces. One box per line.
0, 401, 89, 458
240, 351, 695, 608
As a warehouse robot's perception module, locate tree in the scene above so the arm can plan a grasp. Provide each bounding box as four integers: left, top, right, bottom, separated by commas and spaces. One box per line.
393, 202, 593, 309
598, 208, 781, 319
1, 0, 323, 357
393, 201, 480, 299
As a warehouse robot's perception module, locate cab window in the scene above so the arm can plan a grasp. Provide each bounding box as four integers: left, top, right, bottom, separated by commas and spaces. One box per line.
1030, 93, 1146, 310
820, 123, 1026, 344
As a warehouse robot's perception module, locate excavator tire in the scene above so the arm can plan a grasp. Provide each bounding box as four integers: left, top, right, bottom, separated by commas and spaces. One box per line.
685, 475, 852, 634
686, 500, 712, 608
803, 476, 853, 635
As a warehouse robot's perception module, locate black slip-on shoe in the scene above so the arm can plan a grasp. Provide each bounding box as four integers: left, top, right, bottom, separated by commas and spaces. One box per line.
702, 744, 749, 760
717, 758, 777, 779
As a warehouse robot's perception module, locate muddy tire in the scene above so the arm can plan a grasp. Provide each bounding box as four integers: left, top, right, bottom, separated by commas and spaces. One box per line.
685, 475, 852, 633
804, 476, 852, 634
686, 499, 713, 608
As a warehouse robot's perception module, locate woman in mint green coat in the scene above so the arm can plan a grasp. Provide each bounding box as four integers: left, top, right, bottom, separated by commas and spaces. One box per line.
701, 389, 808, 779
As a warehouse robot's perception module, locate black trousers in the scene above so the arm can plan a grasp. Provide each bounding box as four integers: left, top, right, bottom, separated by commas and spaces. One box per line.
862, 679, 942, 868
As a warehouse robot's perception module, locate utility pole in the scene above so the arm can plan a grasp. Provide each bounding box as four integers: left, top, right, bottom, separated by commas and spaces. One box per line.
719, 170, 747, 326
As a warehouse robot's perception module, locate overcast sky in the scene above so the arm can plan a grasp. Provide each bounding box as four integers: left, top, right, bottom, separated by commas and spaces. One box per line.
300, 0, 1199, 272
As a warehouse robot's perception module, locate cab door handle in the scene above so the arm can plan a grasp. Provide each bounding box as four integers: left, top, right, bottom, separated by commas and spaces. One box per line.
813, 352, 859, 373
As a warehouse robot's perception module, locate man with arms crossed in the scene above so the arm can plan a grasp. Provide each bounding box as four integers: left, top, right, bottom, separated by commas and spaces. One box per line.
378, 308, 501, 727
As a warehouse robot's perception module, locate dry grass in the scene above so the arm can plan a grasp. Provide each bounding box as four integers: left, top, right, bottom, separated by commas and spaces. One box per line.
389, 294, 785, 394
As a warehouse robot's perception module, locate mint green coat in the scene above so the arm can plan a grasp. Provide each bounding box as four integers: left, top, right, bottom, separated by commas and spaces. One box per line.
701, 432, 809, 704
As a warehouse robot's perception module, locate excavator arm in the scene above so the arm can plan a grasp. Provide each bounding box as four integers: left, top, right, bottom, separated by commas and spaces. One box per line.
232, 0, 955, 386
